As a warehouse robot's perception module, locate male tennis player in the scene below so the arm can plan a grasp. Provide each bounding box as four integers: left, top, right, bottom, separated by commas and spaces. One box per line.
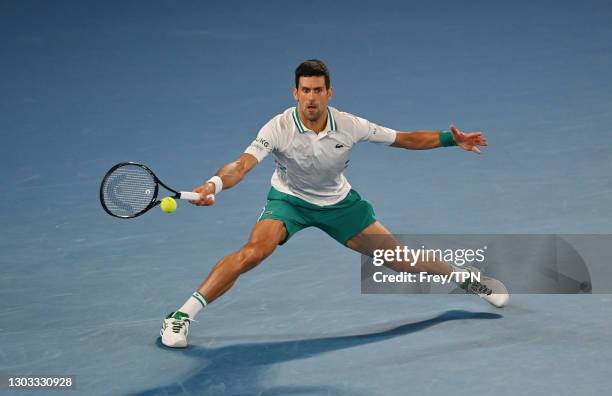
160, 59, 508, 348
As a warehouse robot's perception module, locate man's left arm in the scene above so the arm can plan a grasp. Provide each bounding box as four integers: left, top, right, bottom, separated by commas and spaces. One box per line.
391, 124, 488, 154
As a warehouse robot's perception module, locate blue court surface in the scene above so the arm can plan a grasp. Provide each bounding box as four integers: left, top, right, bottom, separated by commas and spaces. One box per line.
1, 1, 612, 395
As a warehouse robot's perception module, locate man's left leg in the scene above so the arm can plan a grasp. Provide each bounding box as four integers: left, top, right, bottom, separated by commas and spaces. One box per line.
346, 221, 509, 308
346, 221, 454, 275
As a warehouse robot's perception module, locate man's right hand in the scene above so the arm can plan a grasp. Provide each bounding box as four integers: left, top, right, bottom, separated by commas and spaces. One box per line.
189, 182, 216, 206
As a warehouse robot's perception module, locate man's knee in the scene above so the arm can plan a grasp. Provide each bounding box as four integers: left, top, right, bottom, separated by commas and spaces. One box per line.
236, 242, 273, 273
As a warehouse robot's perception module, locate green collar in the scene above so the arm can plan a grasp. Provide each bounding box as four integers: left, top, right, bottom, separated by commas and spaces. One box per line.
292, 106, 336, 134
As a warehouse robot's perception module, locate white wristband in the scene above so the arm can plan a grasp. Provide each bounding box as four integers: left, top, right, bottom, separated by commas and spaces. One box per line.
207, 176, 223, 194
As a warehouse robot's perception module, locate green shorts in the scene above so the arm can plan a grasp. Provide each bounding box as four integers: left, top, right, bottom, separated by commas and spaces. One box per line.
258, 187, 377, 245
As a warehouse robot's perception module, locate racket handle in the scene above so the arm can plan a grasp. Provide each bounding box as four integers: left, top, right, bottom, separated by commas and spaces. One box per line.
179, 191, 202, 201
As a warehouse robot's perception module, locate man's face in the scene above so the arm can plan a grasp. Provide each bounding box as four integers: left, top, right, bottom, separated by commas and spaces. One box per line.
293, 76, 333, 123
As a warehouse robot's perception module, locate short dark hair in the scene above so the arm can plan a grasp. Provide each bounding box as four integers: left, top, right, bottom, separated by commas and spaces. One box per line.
295, 59, 330, 89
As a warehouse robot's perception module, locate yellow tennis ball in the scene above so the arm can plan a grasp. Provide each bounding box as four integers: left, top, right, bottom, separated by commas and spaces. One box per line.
160, 197, 177, 213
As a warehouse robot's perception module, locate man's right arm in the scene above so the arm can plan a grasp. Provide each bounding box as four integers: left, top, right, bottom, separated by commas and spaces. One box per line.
190, 153, 259, 206
191, 115, 281, 206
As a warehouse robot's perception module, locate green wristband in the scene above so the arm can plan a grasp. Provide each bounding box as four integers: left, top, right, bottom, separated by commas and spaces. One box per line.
439, 130, 457, 147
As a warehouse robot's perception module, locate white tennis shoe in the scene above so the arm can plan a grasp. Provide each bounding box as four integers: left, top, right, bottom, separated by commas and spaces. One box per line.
460, 267, 509, 308
160, 311, 191, 348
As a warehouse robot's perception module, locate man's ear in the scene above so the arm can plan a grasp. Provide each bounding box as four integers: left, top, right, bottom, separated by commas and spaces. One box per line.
327, 87, 333, 100
292, 87, 298, 101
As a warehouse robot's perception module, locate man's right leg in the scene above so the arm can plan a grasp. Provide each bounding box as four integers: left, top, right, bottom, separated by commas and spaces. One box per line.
196, 218, 287, 303
161, 219, 287, 347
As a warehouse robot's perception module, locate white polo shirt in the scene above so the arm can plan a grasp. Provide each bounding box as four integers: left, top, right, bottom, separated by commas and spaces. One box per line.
245, 106, 397, 206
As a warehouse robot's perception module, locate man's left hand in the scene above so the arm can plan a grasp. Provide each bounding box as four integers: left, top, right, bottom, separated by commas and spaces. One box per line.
450, 124, 488, 154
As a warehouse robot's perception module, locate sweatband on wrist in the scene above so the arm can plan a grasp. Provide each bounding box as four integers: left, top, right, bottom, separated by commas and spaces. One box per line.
439, 130, 457, 147
207, 176, 223, 194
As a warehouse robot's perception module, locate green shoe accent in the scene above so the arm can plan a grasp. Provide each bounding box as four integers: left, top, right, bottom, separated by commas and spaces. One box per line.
166, 311, 190, 320
173, 311, 190, 320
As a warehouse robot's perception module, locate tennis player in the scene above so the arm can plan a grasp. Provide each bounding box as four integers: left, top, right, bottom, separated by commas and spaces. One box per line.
161, 59, 508, 348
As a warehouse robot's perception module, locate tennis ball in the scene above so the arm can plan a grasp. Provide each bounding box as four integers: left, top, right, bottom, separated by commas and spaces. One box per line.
160, 197, 177, 213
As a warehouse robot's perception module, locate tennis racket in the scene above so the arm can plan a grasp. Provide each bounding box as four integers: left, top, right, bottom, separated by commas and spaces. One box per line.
100, 162, 201, 219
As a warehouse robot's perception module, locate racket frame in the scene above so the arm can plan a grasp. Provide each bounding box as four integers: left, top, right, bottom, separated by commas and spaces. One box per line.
100, 161, 188, 219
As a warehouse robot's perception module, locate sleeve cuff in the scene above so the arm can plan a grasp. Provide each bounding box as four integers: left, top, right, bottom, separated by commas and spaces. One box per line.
244, 145, 268, 162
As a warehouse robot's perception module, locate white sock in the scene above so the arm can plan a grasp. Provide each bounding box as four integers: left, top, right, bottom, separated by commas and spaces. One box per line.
177, 291, 208, 319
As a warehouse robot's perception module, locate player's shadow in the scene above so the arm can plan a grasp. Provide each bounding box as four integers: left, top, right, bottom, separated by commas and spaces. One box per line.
131, 310, 501, 396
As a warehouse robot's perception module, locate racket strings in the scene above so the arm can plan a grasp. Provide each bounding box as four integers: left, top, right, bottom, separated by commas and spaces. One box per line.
101, 165, 157, 217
